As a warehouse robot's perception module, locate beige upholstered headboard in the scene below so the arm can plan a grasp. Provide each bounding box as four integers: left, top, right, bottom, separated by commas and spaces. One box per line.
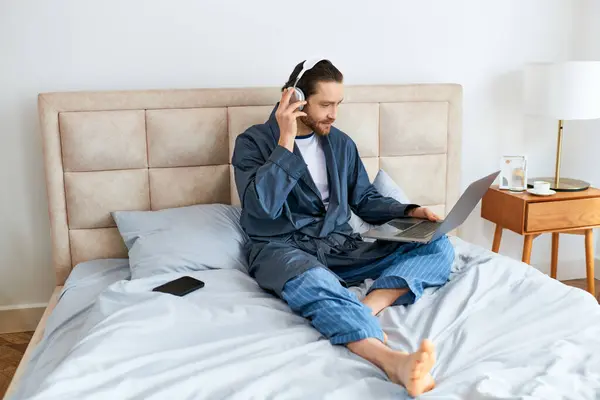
38, 84, 462, 285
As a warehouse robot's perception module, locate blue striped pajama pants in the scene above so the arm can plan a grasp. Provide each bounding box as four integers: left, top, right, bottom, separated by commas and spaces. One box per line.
281, 236, 454, 345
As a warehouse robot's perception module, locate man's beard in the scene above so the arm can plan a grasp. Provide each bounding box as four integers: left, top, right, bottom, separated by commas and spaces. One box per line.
300, 114, 335, 136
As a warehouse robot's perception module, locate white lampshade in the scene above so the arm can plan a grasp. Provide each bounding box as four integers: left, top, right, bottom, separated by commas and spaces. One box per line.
524, 61, 600, 120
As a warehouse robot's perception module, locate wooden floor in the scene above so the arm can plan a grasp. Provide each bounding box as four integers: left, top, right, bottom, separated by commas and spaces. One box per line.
0, 279, 598, 398
0, 331, 33, 398
562, 278, 600, 301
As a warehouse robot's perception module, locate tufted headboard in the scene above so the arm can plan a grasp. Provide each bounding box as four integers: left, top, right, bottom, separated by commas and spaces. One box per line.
38, 84, 462, 285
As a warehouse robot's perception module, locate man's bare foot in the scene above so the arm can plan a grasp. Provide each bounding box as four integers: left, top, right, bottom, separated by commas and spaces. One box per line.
384, 339, 436, 397
346, 338, 436, 396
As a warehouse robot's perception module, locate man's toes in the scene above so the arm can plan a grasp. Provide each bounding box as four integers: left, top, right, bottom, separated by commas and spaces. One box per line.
414, 351, 427, 367
423, 375, 436, 393
411, 368, 422, 381
420, 350, 430, 365
421, 339, 435, 355
419, 340, 436, 366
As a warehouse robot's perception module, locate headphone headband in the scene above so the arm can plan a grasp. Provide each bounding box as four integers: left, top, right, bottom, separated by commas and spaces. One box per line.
293, 58, 326, 88
290, 58, 328, 111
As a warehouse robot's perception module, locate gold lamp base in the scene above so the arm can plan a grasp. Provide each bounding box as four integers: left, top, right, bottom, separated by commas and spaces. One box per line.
528, 119, 592, 192
527, 177, 590, 192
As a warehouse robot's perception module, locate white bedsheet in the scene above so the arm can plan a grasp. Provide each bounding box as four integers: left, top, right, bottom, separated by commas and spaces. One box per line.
9, 259, 130, 399
11, 238, 600, 399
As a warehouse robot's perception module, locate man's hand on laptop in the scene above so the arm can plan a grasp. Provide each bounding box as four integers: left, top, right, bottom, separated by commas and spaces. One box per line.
407, 207, 440, 222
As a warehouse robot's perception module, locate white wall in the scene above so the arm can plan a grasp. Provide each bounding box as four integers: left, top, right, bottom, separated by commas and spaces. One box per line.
571, 0, 600, 261
0, 0, 581, 307
511, 0, 600, 279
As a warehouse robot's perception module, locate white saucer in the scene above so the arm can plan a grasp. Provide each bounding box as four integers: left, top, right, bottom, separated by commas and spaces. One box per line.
527, 188, 556, 196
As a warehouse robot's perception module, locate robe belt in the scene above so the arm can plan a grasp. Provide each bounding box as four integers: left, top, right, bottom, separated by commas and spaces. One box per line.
290, 231, 361, 267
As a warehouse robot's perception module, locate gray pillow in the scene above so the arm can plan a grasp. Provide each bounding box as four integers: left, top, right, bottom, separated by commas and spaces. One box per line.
112, 204, 249, 279
348, 169, 411, 234
67, 258, 131, 283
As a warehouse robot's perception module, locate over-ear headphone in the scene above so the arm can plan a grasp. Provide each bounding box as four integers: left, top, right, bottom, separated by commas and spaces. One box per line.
290, 58, 326, 111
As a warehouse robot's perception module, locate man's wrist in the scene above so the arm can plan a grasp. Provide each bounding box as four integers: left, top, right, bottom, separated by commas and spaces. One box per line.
278, 136, 295, 152
404, 205, 421, 217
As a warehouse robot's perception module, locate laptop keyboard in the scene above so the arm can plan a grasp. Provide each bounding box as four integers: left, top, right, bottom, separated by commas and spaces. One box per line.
396, 221, 440, 239
388, 220, 419, 231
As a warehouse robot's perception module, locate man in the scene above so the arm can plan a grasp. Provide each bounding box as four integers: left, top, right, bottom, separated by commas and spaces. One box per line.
231, 60, 454, 397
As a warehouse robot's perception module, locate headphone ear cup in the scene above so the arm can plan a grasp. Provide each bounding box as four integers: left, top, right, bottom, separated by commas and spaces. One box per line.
293, 88, 305, 111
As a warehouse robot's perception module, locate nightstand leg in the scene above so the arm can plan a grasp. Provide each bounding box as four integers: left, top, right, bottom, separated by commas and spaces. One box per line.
522, 235, 533, 264
551, 233, 559, 279
492, 225, 502, 253
585, 229, 595, 295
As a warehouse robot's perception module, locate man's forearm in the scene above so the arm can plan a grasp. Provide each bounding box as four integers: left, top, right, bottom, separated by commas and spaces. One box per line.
234, 145, 307, 220
353, 197, 421, 225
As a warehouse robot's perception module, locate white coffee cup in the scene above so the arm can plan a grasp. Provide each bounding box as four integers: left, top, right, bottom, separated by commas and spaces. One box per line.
533, 180, 551, 193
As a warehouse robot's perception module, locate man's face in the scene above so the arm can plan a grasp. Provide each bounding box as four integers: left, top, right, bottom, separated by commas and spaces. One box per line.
300, 81, 344, 136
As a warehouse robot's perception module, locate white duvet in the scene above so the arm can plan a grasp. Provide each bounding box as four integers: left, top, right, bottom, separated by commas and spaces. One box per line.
12, 238, 600, 399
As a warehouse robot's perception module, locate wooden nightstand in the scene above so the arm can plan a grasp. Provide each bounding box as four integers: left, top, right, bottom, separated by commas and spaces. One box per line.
481, 186, 600, 295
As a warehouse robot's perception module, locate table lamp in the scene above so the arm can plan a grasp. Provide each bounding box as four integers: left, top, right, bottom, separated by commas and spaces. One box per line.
523, 61, 600, 191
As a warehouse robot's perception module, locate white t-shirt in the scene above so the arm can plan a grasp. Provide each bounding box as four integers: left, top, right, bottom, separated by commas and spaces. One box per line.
295, 133, 330, 207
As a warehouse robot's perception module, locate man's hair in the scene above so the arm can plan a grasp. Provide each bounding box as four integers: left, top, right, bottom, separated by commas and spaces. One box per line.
282, 60, 343, 97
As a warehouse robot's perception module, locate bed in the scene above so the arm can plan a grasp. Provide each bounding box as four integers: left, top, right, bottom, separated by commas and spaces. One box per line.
6, 84, 600, 399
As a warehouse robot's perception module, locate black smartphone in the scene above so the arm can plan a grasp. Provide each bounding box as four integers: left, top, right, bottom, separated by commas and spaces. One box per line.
152, 276, 205, 296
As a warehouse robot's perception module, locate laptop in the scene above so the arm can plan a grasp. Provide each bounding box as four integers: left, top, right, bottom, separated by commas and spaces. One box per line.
362, 170, 500, 243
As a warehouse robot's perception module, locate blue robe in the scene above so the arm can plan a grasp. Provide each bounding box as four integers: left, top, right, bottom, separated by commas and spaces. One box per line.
231, 105, 423, 296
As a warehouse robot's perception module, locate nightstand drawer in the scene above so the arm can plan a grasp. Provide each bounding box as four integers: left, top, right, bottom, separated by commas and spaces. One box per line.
526, 197, 600, 232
